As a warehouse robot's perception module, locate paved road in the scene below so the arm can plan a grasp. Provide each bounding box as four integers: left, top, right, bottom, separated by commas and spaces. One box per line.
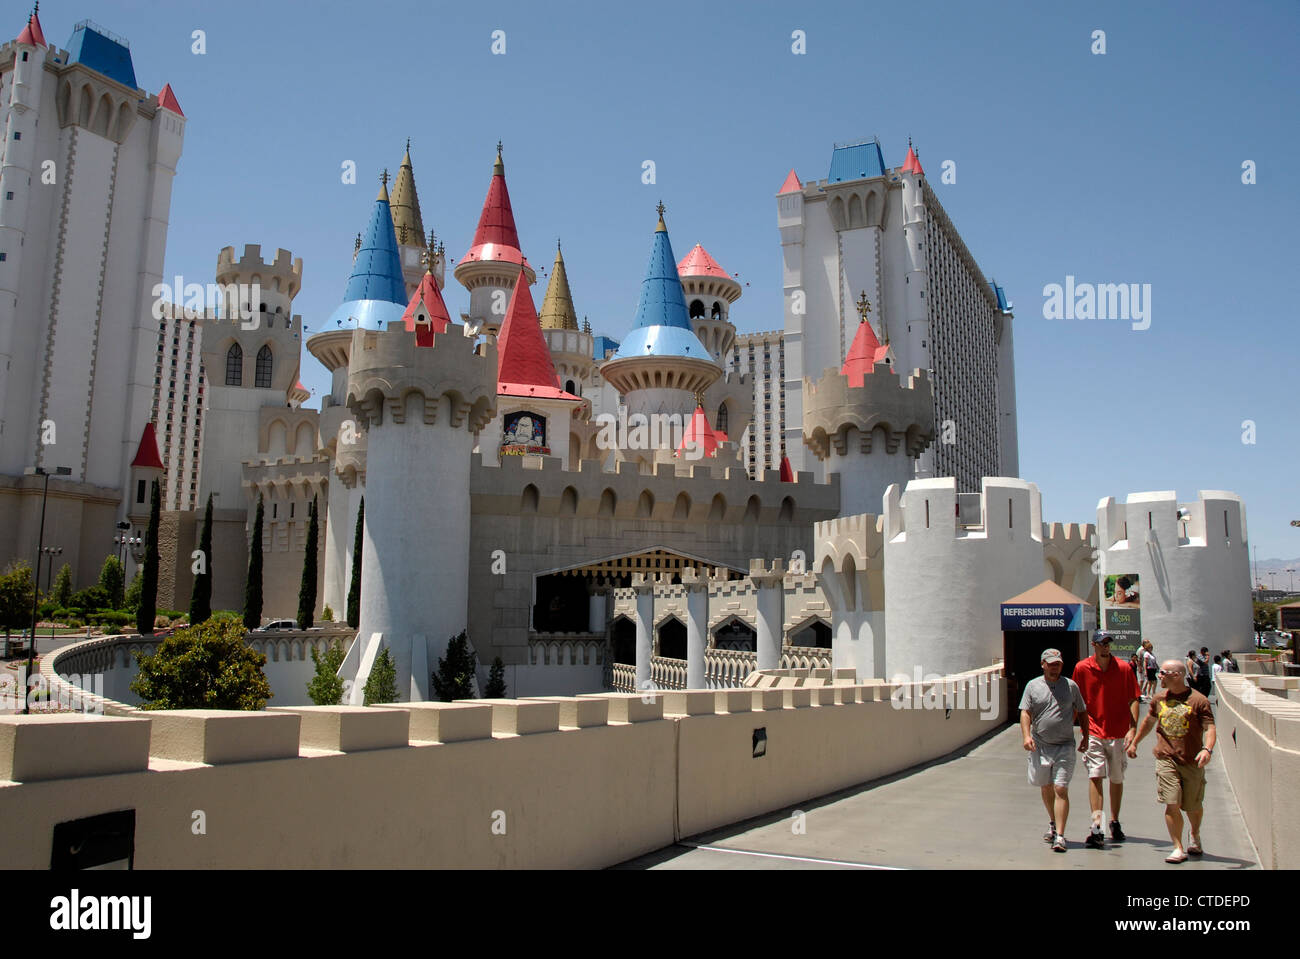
619, 720, 1258, 870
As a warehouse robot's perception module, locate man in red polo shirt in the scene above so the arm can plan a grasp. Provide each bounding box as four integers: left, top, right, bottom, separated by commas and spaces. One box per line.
1071, 630, 1141, 848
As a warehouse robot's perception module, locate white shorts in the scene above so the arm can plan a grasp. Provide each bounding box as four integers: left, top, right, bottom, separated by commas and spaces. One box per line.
1028, 741, 1077, 787
1084, 737, 1128, 783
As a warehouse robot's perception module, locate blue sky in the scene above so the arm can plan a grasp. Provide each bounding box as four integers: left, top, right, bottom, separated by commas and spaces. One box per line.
39, 0, 1299, 559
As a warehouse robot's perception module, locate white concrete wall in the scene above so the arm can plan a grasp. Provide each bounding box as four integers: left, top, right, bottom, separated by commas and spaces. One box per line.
826, 427, 916, 518
884, 477, 1045, 678
1096, 491, 1252, 665
356, 392, 474, 700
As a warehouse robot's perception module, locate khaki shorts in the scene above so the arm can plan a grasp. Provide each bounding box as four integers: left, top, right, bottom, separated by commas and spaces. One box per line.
1156, 757, 1206, 812
1084, 737, 1128, 783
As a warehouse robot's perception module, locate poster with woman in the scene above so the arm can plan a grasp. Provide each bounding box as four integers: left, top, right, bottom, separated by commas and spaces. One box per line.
1101, 573, 1141, 657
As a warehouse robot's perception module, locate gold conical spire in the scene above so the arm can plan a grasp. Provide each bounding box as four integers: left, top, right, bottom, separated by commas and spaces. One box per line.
390, 142, 426, 246
493, 140, 504, 176
538, 240, 579, 331
377, 168, 390, 202
655, 201, 667, 233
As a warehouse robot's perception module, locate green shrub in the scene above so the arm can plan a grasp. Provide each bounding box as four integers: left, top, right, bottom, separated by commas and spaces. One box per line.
131, 617, 272, 710
69, 586, 110, 611
307, 642, 346, 705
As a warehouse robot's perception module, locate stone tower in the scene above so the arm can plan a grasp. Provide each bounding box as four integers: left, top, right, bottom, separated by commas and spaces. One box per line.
803, 294, 934, 518
342, 321, 497, 702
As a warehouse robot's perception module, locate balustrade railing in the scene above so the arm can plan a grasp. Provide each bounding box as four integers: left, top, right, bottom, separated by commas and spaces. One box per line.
704, 648, 756, 688
650, 657, 688, 691
610, 662, 636, 693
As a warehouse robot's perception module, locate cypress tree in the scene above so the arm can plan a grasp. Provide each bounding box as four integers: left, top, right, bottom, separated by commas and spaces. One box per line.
346, 497, 364, 629
243, 496, 264, 629
298, 495, 319, 629
136, 480, 161, 635
189, 493, 213, 625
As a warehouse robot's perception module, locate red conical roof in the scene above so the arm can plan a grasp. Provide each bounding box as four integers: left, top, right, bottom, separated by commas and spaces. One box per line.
902, 144, 924, 176
131, 422, 165, 471
676, 406, 728, 459
17, 9, 45, 47
841, 319, 892, 387
779, 456, 794, 482
778, 169, 802, 194
402, 270, 452, 347
158, 83, 184, 117
461, 151, 529, 269
677, 243, 729, 279
497, 268, 579, 400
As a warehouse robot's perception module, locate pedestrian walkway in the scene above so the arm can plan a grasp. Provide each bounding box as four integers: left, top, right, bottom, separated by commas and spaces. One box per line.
619, 722, 1258, 870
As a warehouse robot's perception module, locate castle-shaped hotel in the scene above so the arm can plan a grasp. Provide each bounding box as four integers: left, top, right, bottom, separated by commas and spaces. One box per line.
0, 8, 1251, 700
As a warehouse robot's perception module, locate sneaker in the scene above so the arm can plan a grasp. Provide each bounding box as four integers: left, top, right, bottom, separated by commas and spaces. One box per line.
1043, 822, 1057, 843
1085, 831, 1105, 850
1110, 820, 1126, 842
1052, 835, 1067, 853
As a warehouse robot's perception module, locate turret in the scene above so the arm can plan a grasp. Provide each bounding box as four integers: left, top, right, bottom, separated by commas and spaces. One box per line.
326, 172, 409, 332
199, 244, 305, 506
538, 241, 594, 397
803, 294, 934, 518
391, 141, 444, 295
599, 205, 720, 462
898, 139, 933, 477
127, 421, 164, 526
678, 243, 741, 363
0, 6, 48, 457
454, 143, 535, 339
343, 319, 497, 702
776, 168, 807, 472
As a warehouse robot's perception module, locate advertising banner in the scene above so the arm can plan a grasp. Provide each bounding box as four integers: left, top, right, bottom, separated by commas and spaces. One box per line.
1101, 573, 1141, 657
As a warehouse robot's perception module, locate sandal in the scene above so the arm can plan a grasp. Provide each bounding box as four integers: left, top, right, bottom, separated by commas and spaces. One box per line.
1165, 849, 1188, 864
1187, 838, 1203, 856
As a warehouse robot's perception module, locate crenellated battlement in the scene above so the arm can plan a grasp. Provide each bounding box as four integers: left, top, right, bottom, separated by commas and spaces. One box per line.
1097, 490, 1249, 550
814, 511, 886, 575
803, 365, 934, 460
216, 244, 303, 296
1043, 521, 1093, 548
469, 448, 841, 523
884, 476, 1043, 543
346, 327, 498, 433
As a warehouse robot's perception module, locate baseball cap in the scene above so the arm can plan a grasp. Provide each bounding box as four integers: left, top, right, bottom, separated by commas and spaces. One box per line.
1092, 630, 1113, 645
1040, 648, 1063, 664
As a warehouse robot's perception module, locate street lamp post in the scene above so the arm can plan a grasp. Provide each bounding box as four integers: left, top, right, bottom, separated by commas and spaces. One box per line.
25, 465, 71, 714
1287, 568, 1296, 596
40, 546, 62, 646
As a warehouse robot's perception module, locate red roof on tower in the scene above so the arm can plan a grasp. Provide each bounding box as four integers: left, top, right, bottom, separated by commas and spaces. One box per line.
778, 169, 802, 194
16, 8, 45, 47
130, 422, 165, 471
901, 143, 924, 177
676, 406, 728, 459
779, 456, 794, 482
496, 268, 579, 400
461, 149, 529, 269
157, 83, 184, 117
841, 319, 892, 387
677, 243, 729, 279
402, 270, 452, 347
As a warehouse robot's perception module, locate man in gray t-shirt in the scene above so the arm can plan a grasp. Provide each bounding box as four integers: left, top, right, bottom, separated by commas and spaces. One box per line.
1019, 647, 1089, 852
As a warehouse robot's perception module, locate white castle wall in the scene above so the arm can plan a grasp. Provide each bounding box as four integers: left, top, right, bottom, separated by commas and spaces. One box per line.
883, 477, 1045, 678
1096, 490, 1251, 664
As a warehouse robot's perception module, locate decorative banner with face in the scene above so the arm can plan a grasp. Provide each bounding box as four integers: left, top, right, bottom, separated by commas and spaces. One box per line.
501, 410, 549, 455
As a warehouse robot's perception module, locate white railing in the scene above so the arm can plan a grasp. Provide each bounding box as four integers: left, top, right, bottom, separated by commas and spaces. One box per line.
650, 657, 688, 691
611, 663, 636, 693
704, 648, 756, 688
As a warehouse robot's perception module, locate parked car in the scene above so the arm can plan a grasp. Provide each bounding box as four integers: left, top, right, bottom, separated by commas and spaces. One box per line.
254, 619, 297, 632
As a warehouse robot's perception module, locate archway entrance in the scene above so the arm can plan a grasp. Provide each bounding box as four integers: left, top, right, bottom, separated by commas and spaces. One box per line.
612, 616, 636, 666
712, 619, 756, 652
657, 617, 687, 660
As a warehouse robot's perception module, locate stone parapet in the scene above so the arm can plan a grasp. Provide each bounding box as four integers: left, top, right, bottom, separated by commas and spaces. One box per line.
802, 365, 934, 461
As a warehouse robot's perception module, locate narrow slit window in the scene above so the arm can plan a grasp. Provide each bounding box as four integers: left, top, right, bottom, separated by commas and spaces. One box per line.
925, 499, 930, 529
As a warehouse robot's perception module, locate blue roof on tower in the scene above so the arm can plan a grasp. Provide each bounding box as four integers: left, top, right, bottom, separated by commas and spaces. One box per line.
994, 283, 1012, 313
65, 21, 137, 90
828, 140, 887, 183
611, 216, 711, 362
326, 183, 410, 331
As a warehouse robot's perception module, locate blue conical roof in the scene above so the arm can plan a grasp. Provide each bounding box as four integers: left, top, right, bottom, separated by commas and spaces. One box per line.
344, 186, 407, 303
612, 215, 711, 361
327, 181, 409, 331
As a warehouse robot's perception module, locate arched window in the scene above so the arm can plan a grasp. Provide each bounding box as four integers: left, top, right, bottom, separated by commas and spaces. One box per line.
716, 403, 728, 434
711, 301, 722, 320
255, 345, 273, 388
689, 299, 705, 319
225, 343, 242, 385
